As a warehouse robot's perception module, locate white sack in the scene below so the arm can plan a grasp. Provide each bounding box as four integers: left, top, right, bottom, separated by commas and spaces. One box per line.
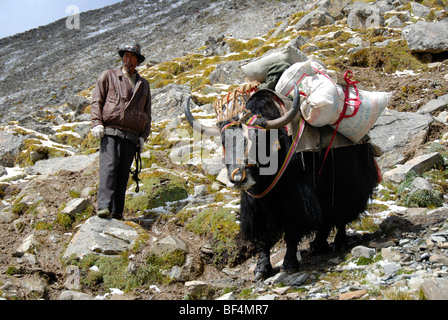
275, 57, 327, 98
331, 88, 392, 143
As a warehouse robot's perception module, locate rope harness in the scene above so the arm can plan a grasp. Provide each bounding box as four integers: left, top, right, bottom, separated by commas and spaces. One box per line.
130, 146, 142, 193
317, 70, 361, 175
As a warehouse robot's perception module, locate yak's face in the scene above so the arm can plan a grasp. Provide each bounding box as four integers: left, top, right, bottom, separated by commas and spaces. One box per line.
219, 122, 282, 190
184, 86, 300, 192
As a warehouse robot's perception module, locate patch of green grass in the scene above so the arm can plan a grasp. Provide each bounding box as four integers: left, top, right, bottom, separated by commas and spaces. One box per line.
72, 250, 186, 293
125, 171, 189, 214
185, 206, 240, 266
348, 40, 426, 74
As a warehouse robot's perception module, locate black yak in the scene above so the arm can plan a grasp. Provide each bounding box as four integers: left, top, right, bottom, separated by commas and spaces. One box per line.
185, 86, 379, 280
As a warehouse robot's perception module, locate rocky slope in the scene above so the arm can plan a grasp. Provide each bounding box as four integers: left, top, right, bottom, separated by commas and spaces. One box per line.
1, 0, 448, 302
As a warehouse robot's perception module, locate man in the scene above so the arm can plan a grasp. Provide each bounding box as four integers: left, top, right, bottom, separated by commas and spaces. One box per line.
90, 43, 151, 220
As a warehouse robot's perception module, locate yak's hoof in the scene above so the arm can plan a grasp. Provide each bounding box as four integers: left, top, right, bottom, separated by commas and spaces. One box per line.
282, 266, 299, 274
254, 271, 272, 282
309, 242, 332, 255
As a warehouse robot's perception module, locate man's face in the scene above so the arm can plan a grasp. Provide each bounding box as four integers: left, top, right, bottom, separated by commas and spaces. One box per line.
123, 51, 139, 74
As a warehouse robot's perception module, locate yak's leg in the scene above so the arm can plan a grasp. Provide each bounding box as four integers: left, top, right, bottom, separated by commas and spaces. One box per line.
333, 223, 347, 252
282, 234, 300, 274
254, 241, 273, 281
309, 224, 332, 254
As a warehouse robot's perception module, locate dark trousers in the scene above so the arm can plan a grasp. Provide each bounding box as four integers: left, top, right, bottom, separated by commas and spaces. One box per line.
98, 135, 137, 216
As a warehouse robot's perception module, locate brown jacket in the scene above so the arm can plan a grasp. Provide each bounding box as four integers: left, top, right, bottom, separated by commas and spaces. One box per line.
91, 68, 152, 140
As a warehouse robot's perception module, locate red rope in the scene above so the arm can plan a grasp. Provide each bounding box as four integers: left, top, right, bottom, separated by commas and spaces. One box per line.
318, 70, 361, 176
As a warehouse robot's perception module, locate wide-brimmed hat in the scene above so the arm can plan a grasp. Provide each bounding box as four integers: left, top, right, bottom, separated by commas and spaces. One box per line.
118, 43, 145, 63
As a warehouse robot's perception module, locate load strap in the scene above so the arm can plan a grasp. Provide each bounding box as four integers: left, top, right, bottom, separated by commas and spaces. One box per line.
317, 70, 361, 175
245, 116, 305, 199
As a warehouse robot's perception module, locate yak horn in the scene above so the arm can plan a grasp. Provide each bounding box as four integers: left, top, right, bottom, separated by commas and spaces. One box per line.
264, 85, 300, 130
184, 97, 221, 136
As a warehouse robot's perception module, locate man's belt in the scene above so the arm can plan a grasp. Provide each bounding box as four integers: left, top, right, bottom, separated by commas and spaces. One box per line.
105, 127, 139, 145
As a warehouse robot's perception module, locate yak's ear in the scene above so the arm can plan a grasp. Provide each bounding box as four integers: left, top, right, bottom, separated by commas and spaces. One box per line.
217, 120, 229, 131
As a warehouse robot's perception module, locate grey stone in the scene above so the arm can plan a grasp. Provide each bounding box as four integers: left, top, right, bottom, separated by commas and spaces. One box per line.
351, 245, 376, 259
14, 233, 41, 257
295, 9, 335, 31
385, 16, 404, 28
61, 198, 89, 216
0, 130, 24, 167
421, 278, 448, 300
410, 177, 433, 193
402, 21, 448, 53
370, 109, 433, 155
24, 153, 99, 176
62, 216, 140, 260
194, 185, 208, 197
216, 292, 236, 300
59, 290, 94, 300
383, 152, 445, 184
208, 61, 246, 85
65, 265, 82, 290
410, 2, 431, 18
150, 84, 192, 123
22, 276, 47, 299
185, 280, 208, 295
429, 254, 448, 265
149, 234, 189, 256
418, 94, 448, 114
256, 294, 278, 300
381, 247, 403, 262
67, 95, 90, 115
0, 165, 6, 177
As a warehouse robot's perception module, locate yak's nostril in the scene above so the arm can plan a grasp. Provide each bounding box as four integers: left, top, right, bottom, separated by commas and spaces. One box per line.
231, 168, 246, 183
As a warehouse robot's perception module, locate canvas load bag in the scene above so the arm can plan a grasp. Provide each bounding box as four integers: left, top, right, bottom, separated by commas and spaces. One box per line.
241, 45, 307, 83
213, 81, 260, 121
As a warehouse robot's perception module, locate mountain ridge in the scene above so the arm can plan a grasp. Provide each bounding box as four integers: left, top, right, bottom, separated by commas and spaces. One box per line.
0, 0, 308, 118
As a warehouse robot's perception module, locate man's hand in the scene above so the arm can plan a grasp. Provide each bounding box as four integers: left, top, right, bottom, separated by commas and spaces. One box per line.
91, 125, 105, 138
139, 137, 145, 153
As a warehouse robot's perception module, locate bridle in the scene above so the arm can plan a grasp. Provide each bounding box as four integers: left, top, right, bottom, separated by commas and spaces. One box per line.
220, 107, 305, 199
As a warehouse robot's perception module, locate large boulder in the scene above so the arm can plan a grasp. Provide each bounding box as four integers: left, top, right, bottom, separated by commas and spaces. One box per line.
369, 109, 433, 171
402, 21, 448, 53
62, 216, 141, 260
295, 9, 335, 30
0, 130, 24, 167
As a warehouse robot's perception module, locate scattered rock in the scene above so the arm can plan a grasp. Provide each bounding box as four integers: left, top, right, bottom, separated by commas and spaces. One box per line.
351, 245, 376, 259
62, 216, 140, 260
216, 292, 237, 300
14, 233, 41, 257
61, 198, 89, 216
149, 235, 189, 255
339, 289, 367, 300
418, 94, 448, 114
59, 290, 94, 300
383, 152, 444, 184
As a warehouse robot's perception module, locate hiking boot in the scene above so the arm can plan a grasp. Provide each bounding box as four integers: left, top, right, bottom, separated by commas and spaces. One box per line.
97, 207, 110, 218
111, 213, 123, 220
